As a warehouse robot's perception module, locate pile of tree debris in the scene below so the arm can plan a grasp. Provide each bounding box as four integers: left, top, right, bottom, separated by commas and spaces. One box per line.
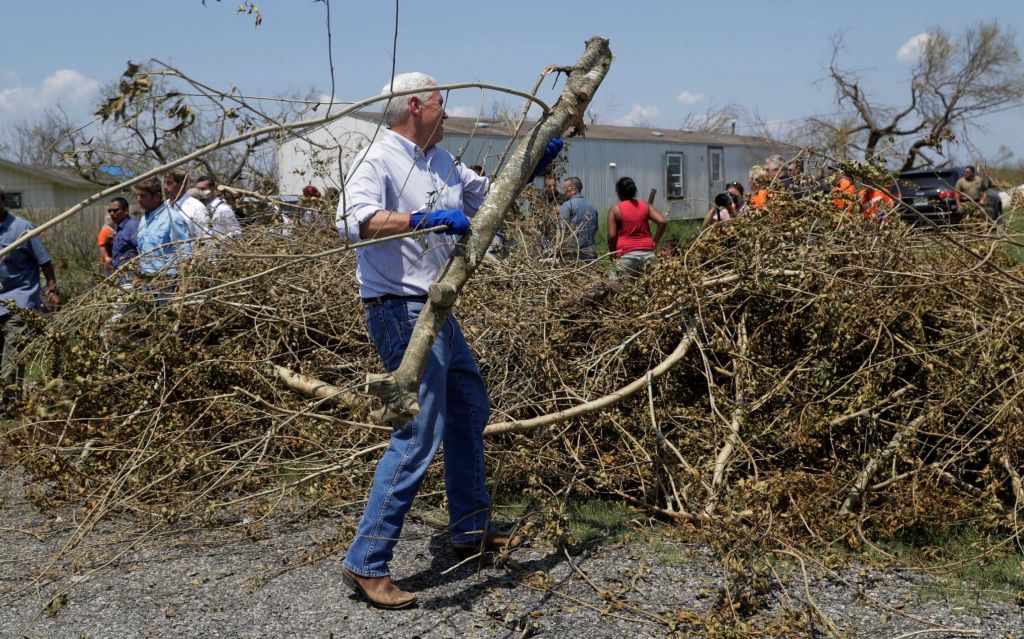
6, 187, 1024, 550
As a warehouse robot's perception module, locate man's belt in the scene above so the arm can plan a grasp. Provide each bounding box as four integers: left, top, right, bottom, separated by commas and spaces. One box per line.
361, 294, 429, 307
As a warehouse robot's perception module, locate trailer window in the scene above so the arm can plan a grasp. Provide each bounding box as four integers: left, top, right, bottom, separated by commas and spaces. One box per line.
2, 192, 22, 208
666, 153, 684, 199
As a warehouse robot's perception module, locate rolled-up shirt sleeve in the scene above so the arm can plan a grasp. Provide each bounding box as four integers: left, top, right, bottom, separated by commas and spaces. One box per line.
29, 234, 51, 266
338, 162, 387, 244
458, 165, 488, 217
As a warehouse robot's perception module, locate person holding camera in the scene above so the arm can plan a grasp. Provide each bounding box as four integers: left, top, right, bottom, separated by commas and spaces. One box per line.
703, 192, 738, 229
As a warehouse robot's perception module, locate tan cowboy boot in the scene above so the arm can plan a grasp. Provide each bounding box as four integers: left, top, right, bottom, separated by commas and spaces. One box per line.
342, 568, 417, 610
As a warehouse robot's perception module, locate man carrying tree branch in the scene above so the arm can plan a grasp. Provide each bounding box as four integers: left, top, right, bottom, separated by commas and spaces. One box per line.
335, 71, 560, 609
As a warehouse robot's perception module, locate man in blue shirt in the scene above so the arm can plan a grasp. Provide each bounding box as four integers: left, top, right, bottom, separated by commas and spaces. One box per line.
110, 197, 139, 271
134, 177, 191, 278
559, 176, 599, 262
0, 187, 59, 408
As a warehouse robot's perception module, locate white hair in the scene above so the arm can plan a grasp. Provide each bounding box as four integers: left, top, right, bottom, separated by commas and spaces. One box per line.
380, 72, 437, 126
765, 154, 787, 171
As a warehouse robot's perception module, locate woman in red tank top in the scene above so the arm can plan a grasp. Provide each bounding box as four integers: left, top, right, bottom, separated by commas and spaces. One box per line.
607, 176, 667, 275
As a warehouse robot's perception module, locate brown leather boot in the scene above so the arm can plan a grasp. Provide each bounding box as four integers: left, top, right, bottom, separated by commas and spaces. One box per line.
342, 568, 417, 610
452, 532, 524, 559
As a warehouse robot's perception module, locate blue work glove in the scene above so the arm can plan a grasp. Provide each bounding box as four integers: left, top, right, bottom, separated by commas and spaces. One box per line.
409, 209, 471, 235
529, 137, 563, 181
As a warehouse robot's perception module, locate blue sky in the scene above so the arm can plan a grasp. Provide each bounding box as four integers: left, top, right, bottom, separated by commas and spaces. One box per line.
1, 0, 1022, 164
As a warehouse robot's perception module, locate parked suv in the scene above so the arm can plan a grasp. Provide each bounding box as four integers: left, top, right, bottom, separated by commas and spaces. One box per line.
895, 167, 1002, 224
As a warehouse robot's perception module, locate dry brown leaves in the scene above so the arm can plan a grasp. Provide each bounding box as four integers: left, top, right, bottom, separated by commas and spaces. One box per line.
5, 189, 1024, 554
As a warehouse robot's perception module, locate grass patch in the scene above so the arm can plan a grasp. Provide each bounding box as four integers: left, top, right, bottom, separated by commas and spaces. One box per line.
1005, 208, 1024, 264
867, 526, 1024, 606
568, 498, 644, 544
595, 218, 701, 258
488, 493, 675, 548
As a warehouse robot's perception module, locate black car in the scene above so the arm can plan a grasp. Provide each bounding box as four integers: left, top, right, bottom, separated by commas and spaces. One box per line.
895, 167, 1002, 225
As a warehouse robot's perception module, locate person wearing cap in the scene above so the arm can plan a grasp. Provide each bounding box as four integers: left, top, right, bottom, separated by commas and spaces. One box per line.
336, 70, 560, 610
0, 187, 59, 409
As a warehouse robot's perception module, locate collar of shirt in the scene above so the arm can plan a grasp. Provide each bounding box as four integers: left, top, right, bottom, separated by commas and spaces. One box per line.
385, 128, 439, 163
143, 203, 167, 223
115, 216, 137, 231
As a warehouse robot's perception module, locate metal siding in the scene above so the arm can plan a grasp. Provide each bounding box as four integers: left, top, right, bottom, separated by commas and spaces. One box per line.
276, 117, 785, 220
278, 116, 390, 195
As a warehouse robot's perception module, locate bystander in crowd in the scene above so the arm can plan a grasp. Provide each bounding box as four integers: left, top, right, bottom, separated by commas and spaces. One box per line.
0, 187, 59, 410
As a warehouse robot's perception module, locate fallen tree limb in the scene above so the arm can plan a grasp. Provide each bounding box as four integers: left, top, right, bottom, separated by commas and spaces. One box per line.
483, 316, 697, 436
610, 488, 753, 524
771, 549, 843, 639
364, 36, 613, 423
274, 316, 698, 439
273, 365, 357, 405
704, 308, 749, 516
840, 412, 929, 515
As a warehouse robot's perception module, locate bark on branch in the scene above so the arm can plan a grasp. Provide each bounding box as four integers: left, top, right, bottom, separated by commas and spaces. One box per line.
704, 308, 749, 515
840, 412, 928, 515
364, 36, 613, 423
275, 315, 698, 439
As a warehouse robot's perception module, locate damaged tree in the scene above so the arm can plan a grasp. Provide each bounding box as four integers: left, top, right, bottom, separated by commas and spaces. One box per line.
813, 21, 1024, 168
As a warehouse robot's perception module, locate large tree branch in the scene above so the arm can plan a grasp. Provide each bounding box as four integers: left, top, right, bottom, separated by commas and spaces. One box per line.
275, 316, 697, 438
363, 37, 613, 423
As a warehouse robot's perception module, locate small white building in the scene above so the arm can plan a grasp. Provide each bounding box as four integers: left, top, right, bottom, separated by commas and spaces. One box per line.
277, 113, 787, 220
0, 158, 106, 211
0, 157, 113, 250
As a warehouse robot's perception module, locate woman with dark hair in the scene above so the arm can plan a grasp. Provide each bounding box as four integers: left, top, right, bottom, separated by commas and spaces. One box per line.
726, 181, 749, 214
607, 176, 666, 275
702, 192, 737, 229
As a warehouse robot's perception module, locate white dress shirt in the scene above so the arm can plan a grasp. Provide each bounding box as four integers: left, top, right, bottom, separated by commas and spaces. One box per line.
338, 128, 488, 298
168, 194, 211, 240
205, 196, 243, 240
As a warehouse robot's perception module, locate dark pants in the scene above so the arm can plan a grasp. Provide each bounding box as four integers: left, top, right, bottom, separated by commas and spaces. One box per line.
0, 311, 28, 407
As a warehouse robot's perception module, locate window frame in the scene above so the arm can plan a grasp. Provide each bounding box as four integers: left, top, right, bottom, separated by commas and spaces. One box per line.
708, 147, 724, 184
3, 192, 22, 209
666, 152, 685, 199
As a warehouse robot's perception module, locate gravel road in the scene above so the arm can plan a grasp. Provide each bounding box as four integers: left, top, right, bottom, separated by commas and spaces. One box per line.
1, 475, 1020, 639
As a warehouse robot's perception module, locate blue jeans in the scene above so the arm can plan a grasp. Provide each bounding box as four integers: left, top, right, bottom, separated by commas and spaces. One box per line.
343, 299, 491, 578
